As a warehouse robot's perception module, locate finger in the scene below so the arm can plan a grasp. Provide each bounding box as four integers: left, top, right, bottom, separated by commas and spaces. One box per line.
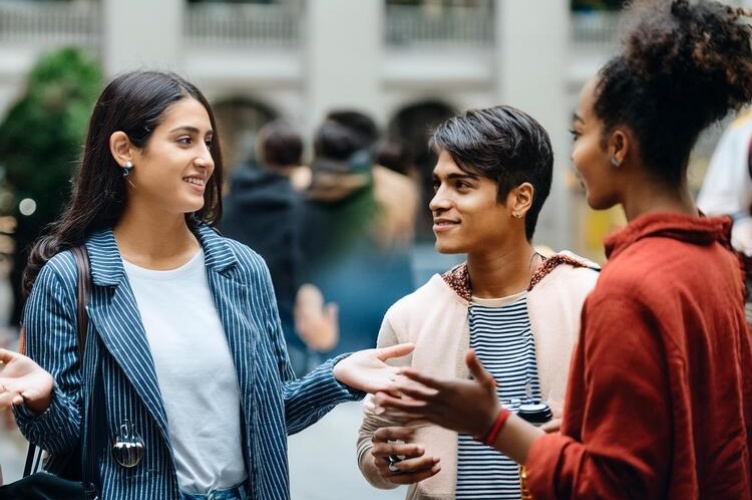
373, 426, 416, 443
465, 349, 495, 387
0, 349, 17, 366
395, 455, 440, 474
397, 368, 445, 391
379, 462, 441, 485
374, 392, 426, 411
376, 343, 415, 362
372, 442, 424, 459
540, 418, 562, 433
393, 380, 440, 401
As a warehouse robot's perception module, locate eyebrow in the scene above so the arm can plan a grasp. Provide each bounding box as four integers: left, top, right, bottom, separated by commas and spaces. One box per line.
170, 126, 213, 136
572, 113, 584, 124
433, 172, 479, 181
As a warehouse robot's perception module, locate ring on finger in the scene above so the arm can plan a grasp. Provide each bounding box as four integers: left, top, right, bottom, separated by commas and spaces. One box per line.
388, 462, 401, 473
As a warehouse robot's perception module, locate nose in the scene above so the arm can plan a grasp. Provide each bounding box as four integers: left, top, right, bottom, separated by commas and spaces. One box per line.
195, 146, 214, 173
429, 185, 451, 214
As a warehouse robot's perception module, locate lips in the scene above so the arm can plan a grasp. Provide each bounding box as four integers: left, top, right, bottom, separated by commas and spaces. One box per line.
183, 176, 206, 187
433, 218, 459, 232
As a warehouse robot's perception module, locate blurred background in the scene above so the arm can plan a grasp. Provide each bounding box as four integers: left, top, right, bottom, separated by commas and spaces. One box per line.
0, 0, 746, 497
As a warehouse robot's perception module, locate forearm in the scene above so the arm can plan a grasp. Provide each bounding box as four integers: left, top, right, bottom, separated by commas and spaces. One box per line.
489, 414, 545, 465
284, 354, 362, 435
13, 385, 81, 454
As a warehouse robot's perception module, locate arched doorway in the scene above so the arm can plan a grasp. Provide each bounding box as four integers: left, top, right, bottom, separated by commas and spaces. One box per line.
388, 100, 456, 241
212, 97, 278, 178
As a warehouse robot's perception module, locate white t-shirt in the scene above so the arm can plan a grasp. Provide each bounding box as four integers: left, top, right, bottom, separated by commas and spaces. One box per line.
123, 249, 246, 494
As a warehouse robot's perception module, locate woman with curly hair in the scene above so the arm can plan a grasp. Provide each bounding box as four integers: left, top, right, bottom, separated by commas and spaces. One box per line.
376, 1, 752, 498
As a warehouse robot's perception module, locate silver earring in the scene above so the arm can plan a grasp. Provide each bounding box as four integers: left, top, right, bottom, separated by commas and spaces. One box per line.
122, 161, 133, 178
610, 157, 621, 168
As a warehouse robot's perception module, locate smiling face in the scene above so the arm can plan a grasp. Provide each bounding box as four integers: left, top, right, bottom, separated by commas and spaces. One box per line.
127, 97, 214, 217
570, 77, 621, 210
429, 150, 516, 256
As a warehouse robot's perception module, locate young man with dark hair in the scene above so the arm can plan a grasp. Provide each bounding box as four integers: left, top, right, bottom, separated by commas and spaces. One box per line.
357, 105, 599, 500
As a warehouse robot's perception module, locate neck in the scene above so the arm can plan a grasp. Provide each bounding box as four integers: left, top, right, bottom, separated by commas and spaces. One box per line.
621, 174, 698, 222
466, 244, 539, 299
114, 206, 199, 270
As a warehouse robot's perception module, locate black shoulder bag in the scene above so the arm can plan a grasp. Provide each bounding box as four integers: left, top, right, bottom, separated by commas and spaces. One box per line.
0, 246, 100, 500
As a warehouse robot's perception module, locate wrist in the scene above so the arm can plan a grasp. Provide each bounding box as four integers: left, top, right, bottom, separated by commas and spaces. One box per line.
474, 407, 511, 446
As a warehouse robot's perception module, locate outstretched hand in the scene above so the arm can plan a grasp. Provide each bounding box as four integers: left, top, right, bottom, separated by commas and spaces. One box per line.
0, 348, 54, 414
332, 343, 415, 395
373, 349, 500, 438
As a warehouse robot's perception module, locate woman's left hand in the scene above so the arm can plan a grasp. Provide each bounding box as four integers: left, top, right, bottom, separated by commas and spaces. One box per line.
0, 349, 54, 414
332, 343, 415, 394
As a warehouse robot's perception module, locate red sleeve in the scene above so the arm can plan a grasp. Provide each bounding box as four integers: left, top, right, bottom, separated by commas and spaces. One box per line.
524, 294, 672, 499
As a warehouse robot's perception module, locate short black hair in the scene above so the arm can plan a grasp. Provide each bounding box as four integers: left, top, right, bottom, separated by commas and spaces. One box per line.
429, 105, 553, 241
594, 0, 752, 184
325, 110, 380, 150
258, 119, 302, 167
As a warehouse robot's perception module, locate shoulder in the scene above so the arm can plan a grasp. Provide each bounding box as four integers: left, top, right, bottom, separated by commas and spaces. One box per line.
196, 225, 274, 290
385, 274, 464, 319
34, 250, 78, 290
532, 251, 600, 291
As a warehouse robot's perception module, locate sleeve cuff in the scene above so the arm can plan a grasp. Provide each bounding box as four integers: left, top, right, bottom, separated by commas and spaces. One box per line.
331, 352, 366, 401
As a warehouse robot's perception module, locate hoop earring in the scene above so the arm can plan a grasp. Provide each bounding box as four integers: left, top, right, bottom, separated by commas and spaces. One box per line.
610, 157, 621, 168
122, 161, 133, 178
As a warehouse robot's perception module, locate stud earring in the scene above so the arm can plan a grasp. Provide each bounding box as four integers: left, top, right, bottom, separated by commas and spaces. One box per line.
610, 157, 621, 168
122, 161, 133, 178
513, 212, 522, 219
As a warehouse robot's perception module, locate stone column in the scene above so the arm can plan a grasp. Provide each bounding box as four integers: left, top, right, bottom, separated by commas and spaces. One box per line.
304, 0, 383, 135
495, 0, 572, 250
102, 0, 184, 77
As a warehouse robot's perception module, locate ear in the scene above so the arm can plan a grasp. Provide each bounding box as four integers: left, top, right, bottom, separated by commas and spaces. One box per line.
607, 128, 630, 166
508, 182, 534, 218
109, 131, 135, 167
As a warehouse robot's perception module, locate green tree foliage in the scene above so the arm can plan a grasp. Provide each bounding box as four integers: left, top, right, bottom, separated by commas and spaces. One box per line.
0, 47, 102, 320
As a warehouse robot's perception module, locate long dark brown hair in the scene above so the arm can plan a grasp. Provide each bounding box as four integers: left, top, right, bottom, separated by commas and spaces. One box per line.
22, 70, 224, 296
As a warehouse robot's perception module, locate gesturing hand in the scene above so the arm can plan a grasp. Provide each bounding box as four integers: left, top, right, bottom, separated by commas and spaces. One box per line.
0, 349, 54, 414
333, 343, 415, 395
370, 426, 440, 485
373, 349, 500, 438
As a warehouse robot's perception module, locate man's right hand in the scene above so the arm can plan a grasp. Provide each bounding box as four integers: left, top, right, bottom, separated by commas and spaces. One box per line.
370, 426, 441, 485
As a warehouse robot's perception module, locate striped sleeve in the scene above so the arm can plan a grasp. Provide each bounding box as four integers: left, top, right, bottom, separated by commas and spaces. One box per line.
13, 254, 82, 454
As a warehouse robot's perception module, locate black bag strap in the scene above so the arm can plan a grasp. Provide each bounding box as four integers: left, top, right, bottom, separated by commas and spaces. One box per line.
22, 245, 95, 480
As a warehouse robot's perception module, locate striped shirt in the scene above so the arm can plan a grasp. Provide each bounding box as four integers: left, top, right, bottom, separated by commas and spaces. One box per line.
456, 291, 542, 499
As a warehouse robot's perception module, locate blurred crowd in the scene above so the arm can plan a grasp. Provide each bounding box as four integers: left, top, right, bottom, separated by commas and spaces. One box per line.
221, 110, 420, 376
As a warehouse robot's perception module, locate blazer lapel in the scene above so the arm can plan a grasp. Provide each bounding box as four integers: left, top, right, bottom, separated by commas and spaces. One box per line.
85, 231, 171, 444
197, 226, 257, 408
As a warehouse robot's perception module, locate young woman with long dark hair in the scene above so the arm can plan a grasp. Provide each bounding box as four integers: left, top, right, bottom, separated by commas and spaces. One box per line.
0, 70, 412, 500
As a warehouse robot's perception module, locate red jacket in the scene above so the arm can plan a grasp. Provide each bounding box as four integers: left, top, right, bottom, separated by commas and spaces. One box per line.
526, 213, 752, 499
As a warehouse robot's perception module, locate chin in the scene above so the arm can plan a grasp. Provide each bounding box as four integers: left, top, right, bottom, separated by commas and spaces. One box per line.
434, 240, 464, 255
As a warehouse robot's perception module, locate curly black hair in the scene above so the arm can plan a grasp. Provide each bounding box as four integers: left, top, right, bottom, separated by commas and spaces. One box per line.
594, 0, 752, 184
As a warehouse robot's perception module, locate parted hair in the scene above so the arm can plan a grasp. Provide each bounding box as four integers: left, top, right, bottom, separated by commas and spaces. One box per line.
429, 105, 553, 241
595, 0, 752, 184
22, 70, 224, 296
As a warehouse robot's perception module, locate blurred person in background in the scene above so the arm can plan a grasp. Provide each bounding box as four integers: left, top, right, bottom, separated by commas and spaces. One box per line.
376, 1, 752, 498
299, 115, 415, 359
372, 139, 421, 250
356, 105, 599, 500
221, 119, 334, 376
697, 107, 752, 321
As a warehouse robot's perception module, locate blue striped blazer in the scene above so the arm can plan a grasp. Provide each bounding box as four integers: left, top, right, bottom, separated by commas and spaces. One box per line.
15, 225, 361, 499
